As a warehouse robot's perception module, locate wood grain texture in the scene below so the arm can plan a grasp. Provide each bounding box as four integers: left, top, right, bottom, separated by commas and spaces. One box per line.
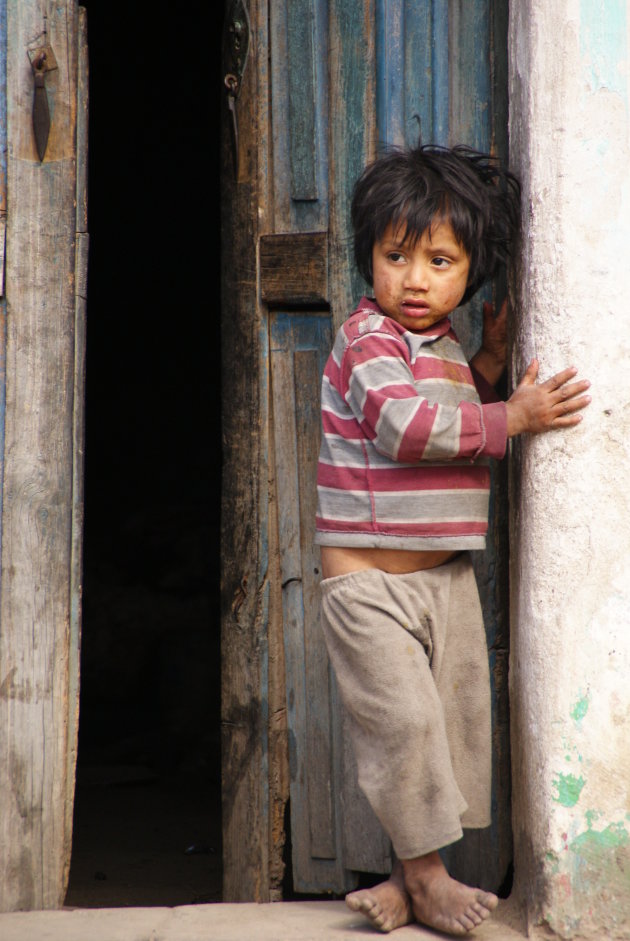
287, 0, 317, 200
0, 0, 82, 912
270, 328, 313, 886
221, 0, 273, 903
65, 5, 89, 897
328, 0, 375, 335
269, 0, 328, 232
260, 232, 327, 305
449, 0, 491, 151
403, 0, 432, 145
266, 397, 290, 901
270, 312, 355, 894
294, 348, 333, 860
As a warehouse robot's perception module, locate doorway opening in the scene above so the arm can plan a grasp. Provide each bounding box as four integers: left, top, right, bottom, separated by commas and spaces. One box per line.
65, 0, 224, 907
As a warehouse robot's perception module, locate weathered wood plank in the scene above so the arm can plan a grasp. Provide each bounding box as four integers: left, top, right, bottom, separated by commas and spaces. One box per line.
0, 215, 5, 297
403, 0, 433, 146
376, 0, 404, 146
260, 232, 328, 305
449, 0, 491, 150
221, 0, 273, 903
269, 0, 328, 232
431, 0, 449, 145
0, 0, 80, 912
490, 0, 509, 161
328, 0, 376, 334
266, 394, 290, 901
294, 348, 334, 860
65, 5, 88, 899
287, 0, 318, 200
270, 312, 353, 893
270, 334, 311, 884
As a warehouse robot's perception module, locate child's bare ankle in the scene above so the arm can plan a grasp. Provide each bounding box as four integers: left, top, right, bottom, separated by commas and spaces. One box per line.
400, 851, 498, 936
400, 850, 443, 882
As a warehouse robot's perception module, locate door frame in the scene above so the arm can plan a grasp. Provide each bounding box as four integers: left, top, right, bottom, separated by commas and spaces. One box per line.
0, 0, 88, 912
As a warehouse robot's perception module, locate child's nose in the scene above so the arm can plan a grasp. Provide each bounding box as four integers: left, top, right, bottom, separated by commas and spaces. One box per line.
404, 261, 430, 291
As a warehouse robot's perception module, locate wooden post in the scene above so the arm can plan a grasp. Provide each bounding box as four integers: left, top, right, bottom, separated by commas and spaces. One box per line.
220, 0, 275, 902
0, 0, 87, 911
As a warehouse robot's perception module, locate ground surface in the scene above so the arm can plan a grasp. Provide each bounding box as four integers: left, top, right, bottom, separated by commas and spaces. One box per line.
1, 900, 528, 941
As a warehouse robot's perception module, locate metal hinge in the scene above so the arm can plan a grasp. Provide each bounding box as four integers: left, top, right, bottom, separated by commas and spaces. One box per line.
222, 0, 251, 177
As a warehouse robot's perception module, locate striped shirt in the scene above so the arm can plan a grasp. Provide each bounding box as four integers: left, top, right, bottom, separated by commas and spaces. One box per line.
314, 297, 507, 550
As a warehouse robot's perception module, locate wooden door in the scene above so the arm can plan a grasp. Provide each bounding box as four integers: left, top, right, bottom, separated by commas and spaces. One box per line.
221, 0, 510, 900
0, 0, 88, 912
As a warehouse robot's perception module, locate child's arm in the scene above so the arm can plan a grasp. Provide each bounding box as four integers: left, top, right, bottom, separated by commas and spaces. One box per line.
469, 300, 507, 388
469, 299, 591, 435
506, 360, 591, 437
339, 329, 507, 463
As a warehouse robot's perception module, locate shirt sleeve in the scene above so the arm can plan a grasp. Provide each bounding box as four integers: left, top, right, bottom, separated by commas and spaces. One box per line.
340, 330, 507, 463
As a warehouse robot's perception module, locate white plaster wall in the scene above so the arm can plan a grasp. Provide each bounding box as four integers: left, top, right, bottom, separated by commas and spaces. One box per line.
509, 1, 630, 937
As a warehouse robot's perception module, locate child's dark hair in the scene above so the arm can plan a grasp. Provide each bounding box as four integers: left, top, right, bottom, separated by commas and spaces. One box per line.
351, 144, 521, 305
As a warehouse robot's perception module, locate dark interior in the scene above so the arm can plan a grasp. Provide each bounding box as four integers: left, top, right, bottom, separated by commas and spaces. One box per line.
65, 0, 224, 907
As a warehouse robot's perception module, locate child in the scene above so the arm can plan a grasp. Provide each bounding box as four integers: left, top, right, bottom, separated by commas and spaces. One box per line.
314, 144, 591, 936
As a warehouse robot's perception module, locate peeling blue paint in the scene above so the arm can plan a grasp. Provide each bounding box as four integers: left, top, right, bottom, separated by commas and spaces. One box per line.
580, 0, 628, 103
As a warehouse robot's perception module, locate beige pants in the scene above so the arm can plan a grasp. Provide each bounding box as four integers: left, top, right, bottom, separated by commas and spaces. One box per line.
320, 553, 491, 860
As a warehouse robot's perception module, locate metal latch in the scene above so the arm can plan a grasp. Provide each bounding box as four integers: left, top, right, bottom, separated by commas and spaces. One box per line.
28, 44, 58, 162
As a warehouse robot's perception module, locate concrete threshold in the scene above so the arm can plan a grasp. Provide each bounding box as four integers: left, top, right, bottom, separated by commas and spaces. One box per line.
0, 899, 529, 941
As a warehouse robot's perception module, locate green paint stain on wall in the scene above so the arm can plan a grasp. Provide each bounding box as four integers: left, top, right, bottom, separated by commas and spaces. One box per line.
545, 851, 560, 874
586, 809, 601, 829
557, 819, 630, 937
571, 694, 590, 722
553, 772, 585, 807
570, 821, 630, 853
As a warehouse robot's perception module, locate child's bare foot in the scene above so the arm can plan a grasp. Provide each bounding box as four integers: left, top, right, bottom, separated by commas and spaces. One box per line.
401, 851, 498, 936
346, 860, 413, 933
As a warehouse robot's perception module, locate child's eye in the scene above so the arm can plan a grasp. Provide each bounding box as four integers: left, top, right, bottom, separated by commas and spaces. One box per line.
387, 251, 406, 263
432, 256, 451, 269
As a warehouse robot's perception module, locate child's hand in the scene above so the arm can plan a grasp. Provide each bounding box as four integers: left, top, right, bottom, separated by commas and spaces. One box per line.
481, 299, 507, 369
506, 360, 591, 437
470, 300, 508, 386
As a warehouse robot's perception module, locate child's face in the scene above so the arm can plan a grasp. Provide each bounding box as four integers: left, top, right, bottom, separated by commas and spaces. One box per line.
371, 220, 471, 332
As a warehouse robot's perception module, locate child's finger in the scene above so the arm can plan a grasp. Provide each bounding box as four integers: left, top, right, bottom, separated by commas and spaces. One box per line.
551, 412, 585, 428
557, 390, 591, 411
482, 299, 507, 322
518, 358, 540, 385
495, 299, 508, 321
540, 366, 580, 390
552, 379, 591, 405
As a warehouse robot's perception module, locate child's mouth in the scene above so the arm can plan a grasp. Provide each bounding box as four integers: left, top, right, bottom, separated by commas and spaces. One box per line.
402, 302, 430, 317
